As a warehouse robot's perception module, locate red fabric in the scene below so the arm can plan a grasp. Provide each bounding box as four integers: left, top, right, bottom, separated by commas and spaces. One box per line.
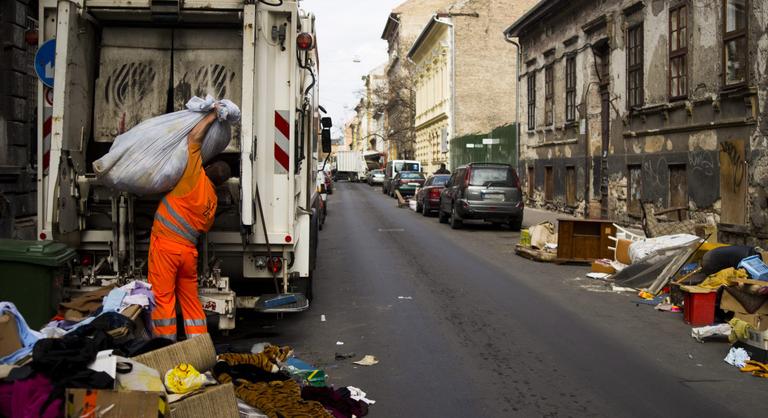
0, 374, 63, 418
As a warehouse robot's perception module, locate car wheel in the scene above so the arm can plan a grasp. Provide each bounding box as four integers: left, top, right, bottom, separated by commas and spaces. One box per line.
509, 217, 523, 231
421, 200, 430, 217
416, 200, 423, 213
449, 204, 462, 230
382, 186, 387, 194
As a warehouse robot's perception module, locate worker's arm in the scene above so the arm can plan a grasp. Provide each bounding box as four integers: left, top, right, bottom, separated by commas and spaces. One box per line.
188, 110, 218, 146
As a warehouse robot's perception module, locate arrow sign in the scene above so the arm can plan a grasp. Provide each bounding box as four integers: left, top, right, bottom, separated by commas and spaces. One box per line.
35, 39, 56, 88
45, 62, 54, 79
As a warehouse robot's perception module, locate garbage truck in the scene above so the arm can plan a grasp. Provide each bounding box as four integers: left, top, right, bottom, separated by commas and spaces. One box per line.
36, 0, 333, 331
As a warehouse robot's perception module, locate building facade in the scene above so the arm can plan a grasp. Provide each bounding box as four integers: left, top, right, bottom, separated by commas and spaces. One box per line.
408, 0, 538, 174
409, 19, 451, 174
0, 0, 38, 240
506, 0, 768, 246
381, 0, 455, 161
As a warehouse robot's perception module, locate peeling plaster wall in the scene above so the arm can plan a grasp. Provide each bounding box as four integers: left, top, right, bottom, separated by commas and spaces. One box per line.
515, 0, 767, 245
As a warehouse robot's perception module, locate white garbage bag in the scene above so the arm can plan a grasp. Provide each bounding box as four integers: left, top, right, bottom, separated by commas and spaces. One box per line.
93, 95, 241, 195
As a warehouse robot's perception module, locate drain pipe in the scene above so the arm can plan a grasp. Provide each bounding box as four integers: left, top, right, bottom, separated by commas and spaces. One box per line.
504, 33, 521, 173
434, 15, 455, 169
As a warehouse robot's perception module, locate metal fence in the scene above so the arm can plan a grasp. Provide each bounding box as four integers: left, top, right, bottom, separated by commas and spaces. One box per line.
449, 124, 517, 170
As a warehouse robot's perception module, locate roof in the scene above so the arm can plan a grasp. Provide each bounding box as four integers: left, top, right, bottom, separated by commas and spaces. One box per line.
503, 0, 562, 37
407, 14, 450, 59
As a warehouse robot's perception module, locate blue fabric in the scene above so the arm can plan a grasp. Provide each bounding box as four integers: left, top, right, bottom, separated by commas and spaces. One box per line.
102, 288, 127, 313
0, 302, 43, 365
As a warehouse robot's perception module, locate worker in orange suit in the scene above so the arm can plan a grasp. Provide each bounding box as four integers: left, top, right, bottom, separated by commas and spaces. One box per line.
148, 109, 231, 341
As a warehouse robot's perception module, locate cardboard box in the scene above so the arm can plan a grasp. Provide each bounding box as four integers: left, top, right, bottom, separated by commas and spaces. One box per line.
170, 383, 239, 418
0, 313, 22, 359
719, 289, 768, 315
134, 334, 216, 377
734, 312, 768, 332
65, 389, 168, 418
591, 260, 616, 275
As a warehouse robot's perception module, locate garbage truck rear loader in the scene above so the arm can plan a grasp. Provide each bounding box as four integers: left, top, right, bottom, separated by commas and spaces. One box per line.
37, 0, 330, 331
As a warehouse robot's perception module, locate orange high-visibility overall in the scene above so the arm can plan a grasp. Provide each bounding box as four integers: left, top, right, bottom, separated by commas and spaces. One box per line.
148, 141, 216, 341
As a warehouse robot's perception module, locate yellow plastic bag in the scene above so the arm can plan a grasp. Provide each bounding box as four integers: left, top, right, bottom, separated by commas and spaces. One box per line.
164, 363, 206, 394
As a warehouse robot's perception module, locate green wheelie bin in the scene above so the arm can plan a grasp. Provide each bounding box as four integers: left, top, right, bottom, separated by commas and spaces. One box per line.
0, 239, 76, 329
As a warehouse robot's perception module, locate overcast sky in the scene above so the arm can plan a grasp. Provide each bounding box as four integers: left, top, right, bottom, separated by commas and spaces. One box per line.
300, 0, 403, 137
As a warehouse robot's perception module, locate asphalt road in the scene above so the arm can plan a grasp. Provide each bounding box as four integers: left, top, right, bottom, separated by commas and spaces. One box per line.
223, 182, 765, 418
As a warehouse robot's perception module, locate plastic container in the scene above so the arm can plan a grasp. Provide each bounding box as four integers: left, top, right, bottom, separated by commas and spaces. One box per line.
745, 328, 768, 350
683, 291, 717, 326
737, 255, 768, 281
0, 239, 76, 329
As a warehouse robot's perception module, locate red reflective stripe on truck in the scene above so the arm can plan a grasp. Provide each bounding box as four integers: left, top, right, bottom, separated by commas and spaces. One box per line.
275, 143, 290, 170
275, 111, 290, 139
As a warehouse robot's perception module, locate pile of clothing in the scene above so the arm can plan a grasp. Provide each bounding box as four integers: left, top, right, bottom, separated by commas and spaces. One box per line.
214, 344, 374, 418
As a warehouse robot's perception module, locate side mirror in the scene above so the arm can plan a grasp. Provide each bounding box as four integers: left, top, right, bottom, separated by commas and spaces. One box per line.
321, 128, 332, 153
321, 117, 333, 129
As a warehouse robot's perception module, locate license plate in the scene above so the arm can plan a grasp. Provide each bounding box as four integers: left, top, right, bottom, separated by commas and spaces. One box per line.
483, 193, 505, 202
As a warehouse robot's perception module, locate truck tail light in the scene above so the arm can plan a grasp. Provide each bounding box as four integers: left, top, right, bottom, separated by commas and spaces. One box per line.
297, 33, 314, 50
464, 167, 471, 187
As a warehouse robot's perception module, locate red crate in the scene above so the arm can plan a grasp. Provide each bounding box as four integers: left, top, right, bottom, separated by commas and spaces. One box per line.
683, 291, 717, 326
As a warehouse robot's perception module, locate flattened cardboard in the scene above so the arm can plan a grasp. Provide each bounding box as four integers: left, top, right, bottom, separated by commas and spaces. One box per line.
134, 334, 216, 377
734, 312, 768, 332
65, 388, 168, 418
170, 382, 238, 418
0, 313, 22, 358
720, 290, 768, 315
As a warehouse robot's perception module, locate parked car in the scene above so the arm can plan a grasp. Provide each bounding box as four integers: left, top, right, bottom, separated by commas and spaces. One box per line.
390, 171, 425, 197
438, 163, 524, 230
382, 159, 421, 195
367, 169, 385, 186
415, 174, 451, 216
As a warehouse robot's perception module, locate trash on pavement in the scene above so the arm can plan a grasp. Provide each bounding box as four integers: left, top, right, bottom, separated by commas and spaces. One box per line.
725, 346, 750, 368
353, 355, 379, 366
586, 272, 611, 281
691, 324, 731, 343
740, 360, 768, 378
321, 314, 326, 322
335, 352, 356, 360
336, 341, 344, 345
65, 388, 169, 418
397, 296, 412, 300
348, 385, 376, 405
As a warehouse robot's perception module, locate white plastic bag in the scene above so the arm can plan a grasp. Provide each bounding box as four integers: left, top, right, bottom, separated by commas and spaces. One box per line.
93, 95, 241, 195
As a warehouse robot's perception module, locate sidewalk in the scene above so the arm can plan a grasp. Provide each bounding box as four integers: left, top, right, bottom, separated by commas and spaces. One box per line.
522, 207, 576, 228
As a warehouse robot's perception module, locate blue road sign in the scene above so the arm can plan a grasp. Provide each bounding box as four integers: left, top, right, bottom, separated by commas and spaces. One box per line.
35, 39, 56, 88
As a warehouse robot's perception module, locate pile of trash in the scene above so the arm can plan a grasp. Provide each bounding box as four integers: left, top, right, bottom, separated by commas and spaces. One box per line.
565, 226, 768, 379
0, 284, 375, 417
514, 221, 558, 262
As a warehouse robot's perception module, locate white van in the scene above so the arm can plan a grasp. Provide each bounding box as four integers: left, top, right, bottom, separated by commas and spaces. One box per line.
382, 160, 421, 196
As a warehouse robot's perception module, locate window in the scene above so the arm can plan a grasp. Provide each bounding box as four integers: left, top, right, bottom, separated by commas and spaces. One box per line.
527, 73, 536, 129
669, 5, 688, 99
544, 166, 554, 201
628, 165, 642, 216
545, 65, 554, 125
566, 166, 576, 206
627, 24, 644, 108
668, 164, 688, 220
565, 56, 576, 122
527, 166, 534, 198
723, 0, 748, 86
